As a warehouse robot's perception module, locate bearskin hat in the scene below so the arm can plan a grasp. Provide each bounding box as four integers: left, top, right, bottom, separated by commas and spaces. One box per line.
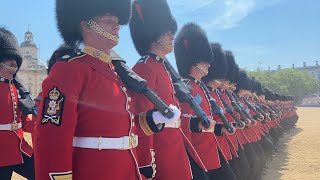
202, 43, 227, 83
174, 23, 213, 78
56, 0, 131, 46
264, 88, 274, 100
235, 69, 251, 93
0, 27, 23, 70
47, 44, 79, 74
225, 50, 237, 82
130, 0, 177, 56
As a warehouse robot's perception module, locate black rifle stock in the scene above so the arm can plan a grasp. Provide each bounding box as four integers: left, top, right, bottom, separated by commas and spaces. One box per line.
242, 97, 263, 121
226, 91, 251, 126
163, 59, 210, 128
112, 60, 174, 119
200, 83, 234, 133
13, 76, 38, 117
216, 89, 245, 128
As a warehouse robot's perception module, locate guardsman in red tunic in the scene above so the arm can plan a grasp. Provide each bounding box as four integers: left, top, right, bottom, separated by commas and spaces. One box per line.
222, 51, 251, 180
202, 44, 251, 180
175, 23, 237, 180
32, 44, 77, 145
34, 1, 181, 180
0, 27, 35, 179
201, 43, 239, 168
234, 70, 265, 180
129, 1, 196, 179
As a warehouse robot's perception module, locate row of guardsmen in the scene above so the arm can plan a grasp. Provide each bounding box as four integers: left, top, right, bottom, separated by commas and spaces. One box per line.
0, 0, 299, 179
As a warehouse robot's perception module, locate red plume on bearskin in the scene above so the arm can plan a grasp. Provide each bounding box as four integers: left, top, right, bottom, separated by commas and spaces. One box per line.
174, 23, 213, 78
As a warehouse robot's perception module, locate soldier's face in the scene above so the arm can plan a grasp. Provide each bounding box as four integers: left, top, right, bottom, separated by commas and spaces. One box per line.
197, 61, 210, 77
95, 15, 120, 37
158, 31, 174, 53
0, 59, 18, 76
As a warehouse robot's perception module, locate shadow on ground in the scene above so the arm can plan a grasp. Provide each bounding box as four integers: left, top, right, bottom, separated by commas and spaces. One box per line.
262, 127, 303, 180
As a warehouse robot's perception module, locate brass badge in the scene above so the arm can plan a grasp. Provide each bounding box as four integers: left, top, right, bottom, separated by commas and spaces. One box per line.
41, 86, 65, 126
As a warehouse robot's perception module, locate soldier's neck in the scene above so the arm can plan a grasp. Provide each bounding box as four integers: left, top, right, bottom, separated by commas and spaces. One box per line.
0, 72, 13, 80
84, 42, 111, 55
207, 81, 218, 89
149, 47, 167, 59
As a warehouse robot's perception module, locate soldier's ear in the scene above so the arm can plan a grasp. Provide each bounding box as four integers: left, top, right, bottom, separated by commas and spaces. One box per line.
80, 21, 91, 33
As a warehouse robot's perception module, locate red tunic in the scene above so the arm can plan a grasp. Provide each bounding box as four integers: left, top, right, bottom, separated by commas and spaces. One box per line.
208, 90, 233, 160
35, 53, 157, 180
180, 78, 226, 171
239, 98, 258, 143
0, 78, 34, 167
132, 52, 192, 180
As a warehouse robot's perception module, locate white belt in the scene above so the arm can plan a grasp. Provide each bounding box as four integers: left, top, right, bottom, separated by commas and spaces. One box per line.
0, 122, 22, 131
165, 120, 181, 128
202, 129, 214, 133
73, 134, 138, 150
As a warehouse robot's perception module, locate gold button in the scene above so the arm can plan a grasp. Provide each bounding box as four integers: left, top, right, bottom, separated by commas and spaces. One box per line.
131, 115, 135, 120
132, 122, 135, 127
123, 87, 127, 92
127, 105, 130, 109
128, 97, 132, 102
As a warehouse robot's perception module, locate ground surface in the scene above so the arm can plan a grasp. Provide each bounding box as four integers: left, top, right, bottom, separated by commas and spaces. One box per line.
12, 107, 320, 180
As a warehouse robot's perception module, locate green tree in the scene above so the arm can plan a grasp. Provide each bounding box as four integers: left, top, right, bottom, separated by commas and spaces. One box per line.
248, 69, 320, 103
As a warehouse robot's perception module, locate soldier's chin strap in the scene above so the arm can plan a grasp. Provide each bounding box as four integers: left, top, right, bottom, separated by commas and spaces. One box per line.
156, 39, 173, 51
87, 20, 119, 43
0, 62, 18, 72
196, 63, 208, 75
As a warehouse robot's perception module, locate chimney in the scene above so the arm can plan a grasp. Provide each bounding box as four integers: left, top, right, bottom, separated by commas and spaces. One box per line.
292, 64, 295, 69
316, 61, 319, 66
268, 66, 271, 71
278, 65, 281, 70
303, 62, 306, 67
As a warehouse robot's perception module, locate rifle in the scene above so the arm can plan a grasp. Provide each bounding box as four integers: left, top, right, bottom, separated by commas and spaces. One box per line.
163, 59, 210, 128
215, 89, 245, 128
242, 97, 263, 121
13, 76, 38, 117
231, 93, 257, 125
199, 82, 234, 133
225, 90, 251, 126
112, 59, 174, 119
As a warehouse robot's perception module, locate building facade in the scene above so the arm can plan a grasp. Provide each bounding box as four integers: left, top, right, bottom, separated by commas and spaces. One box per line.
17, 31, 47, 97
274, 61, 320, 81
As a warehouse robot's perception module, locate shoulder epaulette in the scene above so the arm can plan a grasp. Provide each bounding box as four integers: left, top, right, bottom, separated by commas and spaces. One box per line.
57, 52, 86, 62
137, 55, 150, 64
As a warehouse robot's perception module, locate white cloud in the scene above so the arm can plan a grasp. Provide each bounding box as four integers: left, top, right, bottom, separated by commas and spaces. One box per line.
210, 0, 256, 29
170, 0, 282, 30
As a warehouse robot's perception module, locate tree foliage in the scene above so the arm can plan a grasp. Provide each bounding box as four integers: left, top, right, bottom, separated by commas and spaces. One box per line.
248, 69, 320, 103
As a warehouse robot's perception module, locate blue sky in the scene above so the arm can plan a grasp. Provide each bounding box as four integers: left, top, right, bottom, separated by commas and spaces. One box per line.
1, 0, 319, 70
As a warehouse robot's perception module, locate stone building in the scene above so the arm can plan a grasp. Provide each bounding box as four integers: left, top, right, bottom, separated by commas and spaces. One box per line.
17, 31, 47, 97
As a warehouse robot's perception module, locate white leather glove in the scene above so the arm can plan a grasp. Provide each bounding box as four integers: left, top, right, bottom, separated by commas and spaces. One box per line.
152, 104, 181, 124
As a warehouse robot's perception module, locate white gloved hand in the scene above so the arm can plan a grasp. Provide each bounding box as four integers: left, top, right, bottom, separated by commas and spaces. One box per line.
152, 104, 181, 124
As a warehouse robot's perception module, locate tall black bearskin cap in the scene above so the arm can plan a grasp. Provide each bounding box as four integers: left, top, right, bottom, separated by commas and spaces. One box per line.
231, 63, 240, 83
56, 0, 132, 46
174, 23, 213, 78
202, 43, 227, 83
0, 27, 23, 69
47, 44, 79, 74
235, 69, 251, 93
264, 87, 274, 100
225, 50, 237, 82
255, 80, 266, 96
130, 0, 177, 56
